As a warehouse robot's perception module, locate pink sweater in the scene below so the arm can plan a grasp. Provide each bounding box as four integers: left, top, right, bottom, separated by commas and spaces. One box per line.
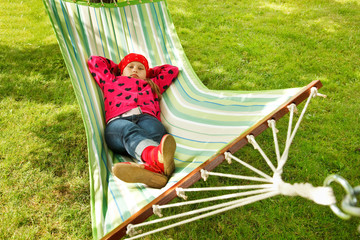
88, 56, 179, 123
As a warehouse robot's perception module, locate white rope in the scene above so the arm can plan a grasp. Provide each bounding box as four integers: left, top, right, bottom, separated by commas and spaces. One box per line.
176, 184, 274, 200
285, 103, 297, 150
268, 119, 281, 162
154, 188, 275, 217
177, 184, 274, 192
312, 88, 327, 98
175, 187, 188, 200
247, 135, 277, 172
225, 152, 273, 180
131, 191, 276, 230
277, 88, 317, 172
201, 169, 272, 183
275, 179, 336, 205
125, 191, 279, 239
275, 103, 297, 175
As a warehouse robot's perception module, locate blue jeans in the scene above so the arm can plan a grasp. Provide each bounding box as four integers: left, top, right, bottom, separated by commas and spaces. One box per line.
105, 114, 168, 161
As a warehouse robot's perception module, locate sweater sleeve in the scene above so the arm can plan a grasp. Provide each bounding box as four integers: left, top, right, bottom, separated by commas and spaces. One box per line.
149, 64, 179, 94
87, 56, 119, 88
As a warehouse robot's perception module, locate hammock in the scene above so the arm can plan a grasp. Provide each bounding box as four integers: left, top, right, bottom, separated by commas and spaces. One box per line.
43, 0, 324, 239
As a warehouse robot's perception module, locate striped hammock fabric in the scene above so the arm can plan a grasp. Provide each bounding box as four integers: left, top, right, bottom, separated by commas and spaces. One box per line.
43, 0, 320, 239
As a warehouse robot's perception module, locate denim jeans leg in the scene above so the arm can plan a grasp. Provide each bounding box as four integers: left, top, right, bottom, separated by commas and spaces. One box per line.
133, 114, 168, 159
105, 117, 157, 161
104, 114, 168, 161
136, 114, 168, 144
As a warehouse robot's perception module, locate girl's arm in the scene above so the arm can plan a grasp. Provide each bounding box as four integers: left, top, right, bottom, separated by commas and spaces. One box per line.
149, 64, 179, 94
87, 56, 119, 87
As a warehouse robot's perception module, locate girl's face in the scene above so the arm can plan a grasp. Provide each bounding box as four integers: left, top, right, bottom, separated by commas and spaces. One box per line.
121, 61, 147, 80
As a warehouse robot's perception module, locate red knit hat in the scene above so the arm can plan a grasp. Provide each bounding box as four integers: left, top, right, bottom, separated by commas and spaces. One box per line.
119, 53, 150, 77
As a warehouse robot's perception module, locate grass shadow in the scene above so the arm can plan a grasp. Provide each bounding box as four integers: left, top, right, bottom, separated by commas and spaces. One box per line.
0, 43, 76, 105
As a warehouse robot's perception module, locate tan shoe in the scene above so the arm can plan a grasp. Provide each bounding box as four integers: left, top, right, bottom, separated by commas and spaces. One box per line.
158, 134, 176, 177
112, 162, 168, 189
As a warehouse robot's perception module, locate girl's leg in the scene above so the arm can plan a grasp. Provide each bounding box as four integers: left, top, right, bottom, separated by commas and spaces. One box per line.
105, 117, 158, 161
108, 114, 176, 188
136, 114, 175, 176
112, 133, 176, 188
136, 114, 168, 143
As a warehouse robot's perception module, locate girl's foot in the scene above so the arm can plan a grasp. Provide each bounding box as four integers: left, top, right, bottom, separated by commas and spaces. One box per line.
112, 162, 168, 189
112, 134, 176, 188
141, 134, 176, 177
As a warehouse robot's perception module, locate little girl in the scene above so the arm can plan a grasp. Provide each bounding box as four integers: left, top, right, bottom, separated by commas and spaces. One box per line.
88, 53, 179, 188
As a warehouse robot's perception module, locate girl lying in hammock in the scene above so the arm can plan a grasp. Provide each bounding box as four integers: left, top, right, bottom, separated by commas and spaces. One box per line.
88, 53, 179, 188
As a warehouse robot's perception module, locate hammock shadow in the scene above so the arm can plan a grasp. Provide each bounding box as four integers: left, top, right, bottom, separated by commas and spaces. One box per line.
0, 42, 89, 176
0, 43, 76, 105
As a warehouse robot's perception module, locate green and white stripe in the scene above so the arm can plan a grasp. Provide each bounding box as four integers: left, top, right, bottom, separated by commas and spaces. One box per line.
43, 0, 304, 238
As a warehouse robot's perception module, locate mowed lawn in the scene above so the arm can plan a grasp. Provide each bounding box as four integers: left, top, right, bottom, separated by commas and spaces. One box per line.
0, 0, 359, 239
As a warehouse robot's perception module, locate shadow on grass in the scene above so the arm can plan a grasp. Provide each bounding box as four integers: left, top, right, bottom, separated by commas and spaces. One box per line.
0, 42, 89, 176
0, 42, 91, 238
0, 43, 76, 105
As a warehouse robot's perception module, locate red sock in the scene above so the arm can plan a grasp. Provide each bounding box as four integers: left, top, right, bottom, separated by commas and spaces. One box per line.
141, 145, 165, 174
141, 145, 157, 164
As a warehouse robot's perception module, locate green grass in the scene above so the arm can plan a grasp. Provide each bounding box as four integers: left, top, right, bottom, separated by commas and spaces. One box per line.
1, 0, 360, 239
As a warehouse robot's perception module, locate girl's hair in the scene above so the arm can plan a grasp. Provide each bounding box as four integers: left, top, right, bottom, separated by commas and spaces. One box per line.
145, 78, 162, 100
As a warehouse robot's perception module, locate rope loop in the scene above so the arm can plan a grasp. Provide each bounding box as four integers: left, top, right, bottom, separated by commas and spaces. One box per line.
176, 187, 187, 200
311, 86, 327, 98
126, 224, 141, 237
246, 135, 258, 149
201, 169, 209, 181
153, 205, 163, 217
224, 151, 232, 164
267, 119, 279, 133
287, 103, 298, 114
